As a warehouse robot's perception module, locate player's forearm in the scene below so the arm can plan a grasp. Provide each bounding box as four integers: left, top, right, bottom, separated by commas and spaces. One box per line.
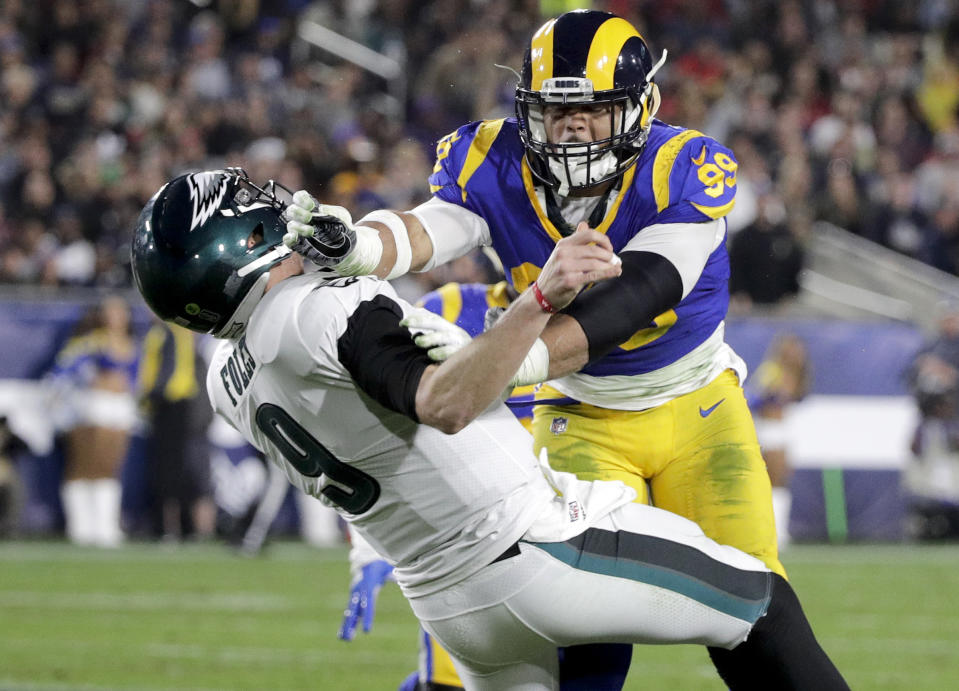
415, 290, 550, 434
540, 314, 590, 379
357, 212, 434, 278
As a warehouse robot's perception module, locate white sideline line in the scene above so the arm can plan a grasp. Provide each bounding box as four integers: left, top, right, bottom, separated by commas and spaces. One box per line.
0, 542, 349, 562
144, 642, 412, 666
0, 680, 226, 691
821, 636, 959, 655
2, 637, 413, 667
0, 590, 297, 612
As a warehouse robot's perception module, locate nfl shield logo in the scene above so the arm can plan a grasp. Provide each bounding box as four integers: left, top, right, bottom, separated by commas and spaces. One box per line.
550, 417, 568, 435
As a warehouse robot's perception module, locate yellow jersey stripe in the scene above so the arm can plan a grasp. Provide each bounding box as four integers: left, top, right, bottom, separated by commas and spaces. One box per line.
521, 158, 637, 243
529, 18, 556, 90
456, 119, 506, 202
435, 282, 464, 324
586, 18, 642, 91
595, 165, 636, 234
521, 157, 561, 241
164, 325, 198, 401
653, 129, 704, 212
691, 197, 736, 219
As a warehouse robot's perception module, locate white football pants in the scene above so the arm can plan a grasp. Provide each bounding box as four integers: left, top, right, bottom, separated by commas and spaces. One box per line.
410, 500, 771, 691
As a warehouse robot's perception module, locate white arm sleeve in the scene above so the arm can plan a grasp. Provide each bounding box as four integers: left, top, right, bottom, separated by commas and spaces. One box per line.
348, 524, 389, 583
621, 218, 726, 299
407, 197, 492, 272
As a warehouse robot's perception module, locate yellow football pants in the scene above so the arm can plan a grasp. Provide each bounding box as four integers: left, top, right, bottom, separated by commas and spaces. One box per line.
533, 370, 786, 578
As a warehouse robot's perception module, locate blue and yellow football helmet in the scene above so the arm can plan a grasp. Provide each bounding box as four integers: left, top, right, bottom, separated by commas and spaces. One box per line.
515, 9, 666, 194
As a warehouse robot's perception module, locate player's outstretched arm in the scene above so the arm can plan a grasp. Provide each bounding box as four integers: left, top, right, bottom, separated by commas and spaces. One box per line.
338, 559, 395, 641
338, 526, 395, 641
414, 226, 621, 434
284, 191, 435, 278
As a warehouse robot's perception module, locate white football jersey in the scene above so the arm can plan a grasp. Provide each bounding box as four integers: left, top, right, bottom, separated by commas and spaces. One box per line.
207, 273, 554, 597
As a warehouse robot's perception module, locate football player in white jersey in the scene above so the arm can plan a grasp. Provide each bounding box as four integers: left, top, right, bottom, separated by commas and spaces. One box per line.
131, 168, 848, 691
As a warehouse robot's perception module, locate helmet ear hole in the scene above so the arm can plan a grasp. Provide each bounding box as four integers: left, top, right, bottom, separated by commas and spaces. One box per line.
247, 223, 265, 249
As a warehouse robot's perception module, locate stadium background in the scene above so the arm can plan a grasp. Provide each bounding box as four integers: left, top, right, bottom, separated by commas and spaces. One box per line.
1, 0, 958, 689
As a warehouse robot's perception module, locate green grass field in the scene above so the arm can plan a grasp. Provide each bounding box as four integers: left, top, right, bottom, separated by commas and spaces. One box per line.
1, 541, 957, 690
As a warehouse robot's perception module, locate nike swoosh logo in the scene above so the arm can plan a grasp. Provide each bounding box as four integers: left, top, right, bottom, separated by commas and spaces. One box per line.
699, 399, 726, 417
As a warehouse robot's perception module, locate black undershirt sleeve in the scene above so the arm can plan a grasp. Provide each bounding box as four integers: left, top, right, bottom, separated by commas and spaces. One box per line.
562, 250, 684, 364
336, 295, 432, 422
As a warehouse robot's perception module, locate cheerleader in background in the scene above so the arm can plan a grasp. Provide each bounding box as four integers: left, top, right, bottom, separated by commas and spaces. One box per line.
748, 333, 811, 549
49, 295, 138, 547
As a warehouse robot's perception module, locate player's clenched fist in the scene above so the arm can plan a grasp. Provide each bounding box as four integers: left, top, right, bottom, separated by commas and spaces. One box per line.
534, 223, 622, 311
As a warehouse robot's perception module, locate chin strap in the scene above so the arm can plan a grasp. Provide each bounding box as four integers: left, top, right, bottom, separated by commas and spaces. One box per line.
214, 271, 271, 338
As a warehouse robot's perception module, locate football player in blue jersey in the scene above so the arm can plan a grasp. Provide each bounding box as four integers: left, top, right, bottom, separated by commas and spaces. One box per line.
285, 8, 790, 687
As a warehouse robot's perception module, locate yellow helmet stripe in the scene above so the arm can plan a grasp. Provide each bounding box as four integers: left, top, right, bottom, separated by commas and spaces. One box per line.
529, 18, 557, 91
586, 18, 642, 91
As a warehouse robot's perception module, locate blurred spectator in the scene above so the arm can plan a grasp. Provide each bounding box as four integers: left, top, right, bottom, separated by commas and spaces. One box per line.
137, 321, 215, 542
729, 193, 805, 312
905, 300, 959, 539
817, 158, 871, 237
0, 1, 958, 299
0, 415, 26, 537
866, 172, 945, 267
48, 295, 138, 547
748, 333, 811, 548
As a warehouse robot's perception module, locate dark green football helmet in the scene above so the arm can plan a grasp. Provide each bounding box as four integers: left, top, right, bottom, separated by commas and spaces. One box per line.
131, 168, 293, 338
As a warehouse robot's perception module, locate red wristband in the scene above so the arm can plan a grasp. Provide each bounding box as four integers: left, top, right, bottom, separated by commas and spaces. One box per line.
531, 281, 557, 314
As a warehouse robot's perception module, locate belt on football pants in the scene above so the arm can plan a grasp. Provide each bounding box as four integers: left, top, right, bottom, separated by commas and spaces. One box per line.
489, 541, 521, 565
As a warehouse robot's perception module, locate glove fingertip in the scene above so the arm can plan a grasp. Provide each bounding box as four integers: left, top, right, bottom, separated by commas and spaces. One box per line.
292, 190, 316, 210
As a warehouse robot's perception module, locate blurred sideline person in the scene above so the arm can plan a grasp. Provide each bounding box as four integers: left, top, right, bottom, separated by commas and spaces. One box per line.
137, 320, 215, 541
905, 301, 959, 538
49, 295, 138, 547
283, 8, 784, 684
0, 416, 27, 537
747, 334, 811, 548
131, 168, 847, 691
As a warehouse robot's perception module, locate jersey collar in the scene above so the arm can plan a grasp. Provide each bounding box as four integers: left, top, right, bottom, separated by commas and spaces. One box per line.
521, 157, 636, 243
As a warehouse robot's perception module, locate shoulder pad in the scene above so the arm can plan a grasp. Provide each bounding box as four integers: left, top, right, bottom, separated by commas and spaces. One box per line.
650, 130, 738, 222
428, 119, 509, 202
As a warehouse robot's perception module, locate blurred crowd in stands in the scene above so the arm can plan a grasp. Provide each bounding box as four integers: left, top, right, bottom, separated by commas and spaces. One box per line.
1, 0, 959, 307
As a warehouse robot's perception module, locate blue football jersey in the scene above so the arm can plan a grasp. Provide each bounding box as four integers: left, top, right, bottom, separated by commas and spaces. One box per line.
427, 118, 737, 378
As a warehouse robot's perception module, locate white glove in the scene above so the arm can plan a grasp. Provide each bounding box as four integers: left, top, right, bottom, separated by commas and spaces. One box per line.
400, 309, 472, 361
282, 191, 355, 261
283, 191, 383, 275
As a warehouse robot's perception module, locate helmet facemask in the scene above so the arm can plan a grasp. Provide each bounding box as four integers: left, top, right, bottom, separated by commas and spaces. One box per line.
517, 53, 665, 196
